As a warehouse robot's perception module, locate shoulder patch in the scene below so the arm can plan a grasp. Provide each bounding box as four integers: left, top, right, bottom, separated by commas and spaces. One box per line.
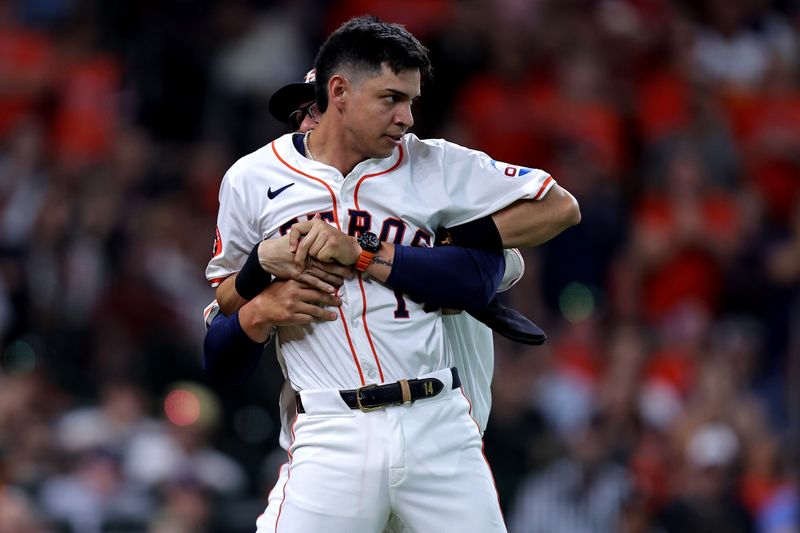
490, 159, 532, 178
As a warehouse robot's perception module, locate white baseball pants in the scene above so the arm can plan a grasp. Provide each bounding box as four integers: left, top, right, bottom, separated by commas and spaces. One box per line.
255, 368, 505, 533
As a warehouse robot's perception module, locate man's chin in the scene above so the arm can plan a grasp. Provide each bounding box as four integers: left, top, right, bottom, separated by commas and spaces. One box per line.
368, 146, 396, 160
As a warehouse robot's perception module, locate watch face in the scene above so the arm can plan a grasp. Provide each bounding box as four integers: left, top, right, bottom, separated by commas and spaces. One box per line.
358, 232, 381, 253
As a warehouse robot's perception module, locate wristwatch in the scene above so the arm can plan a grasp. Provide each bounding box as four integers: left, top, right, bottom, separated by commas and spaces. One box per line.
355, 231, 381, 272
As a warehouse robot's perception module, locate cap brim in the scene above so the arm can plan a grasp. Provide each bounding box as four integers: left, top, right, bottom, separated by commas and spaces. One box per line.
268, 83, 316, 125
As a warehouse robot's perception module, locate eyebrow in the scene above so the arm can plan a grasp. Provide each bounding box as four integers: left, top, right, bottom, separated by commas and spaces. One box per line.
385, 88, 421, 101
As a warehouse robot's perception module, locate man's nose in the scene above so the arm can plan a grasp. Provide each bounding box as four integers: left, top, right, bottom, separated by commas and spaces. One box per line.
396, 103, 414, 129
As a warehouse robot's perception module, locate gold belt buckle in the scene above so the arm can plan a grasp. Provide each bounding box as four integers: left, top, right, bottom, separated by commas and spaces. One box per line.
355, 384, 383, 412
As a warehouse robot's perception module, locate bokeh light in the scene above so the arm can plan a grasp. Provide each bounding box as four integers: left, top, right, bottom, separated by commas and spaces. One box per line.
558, 282, 595, 323
2, 339, 37, 376
164, 388, 201, 426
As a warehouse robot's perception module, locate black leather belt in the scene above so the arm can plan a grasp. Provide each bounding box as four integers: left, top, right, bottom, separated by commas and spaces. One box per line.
296, 367, 461, 413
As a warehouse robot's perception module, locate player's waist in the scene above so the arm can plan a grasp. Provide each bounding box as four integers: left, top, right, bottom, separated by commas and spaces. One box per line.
295, 367, 460, 414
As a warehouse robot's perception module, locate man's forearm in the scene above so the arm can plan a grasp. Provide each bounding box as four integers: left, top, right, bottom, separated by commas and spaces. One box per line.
216, 236, 351, 314
203, 311, 266, 389
380, 245, 505, 310
362, 242, 395, 281
492, 184, 581, 248
216, 274, 247, 316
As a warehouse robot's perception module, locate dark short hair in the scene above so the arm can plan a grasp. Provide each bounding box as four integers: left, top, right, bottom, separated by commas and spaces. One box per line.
314, 15, 432, 112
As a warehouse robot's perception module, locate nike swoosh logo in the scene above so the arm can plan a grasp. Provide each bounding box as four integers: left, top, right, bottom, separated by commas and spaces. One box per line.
267, 183, 295, 199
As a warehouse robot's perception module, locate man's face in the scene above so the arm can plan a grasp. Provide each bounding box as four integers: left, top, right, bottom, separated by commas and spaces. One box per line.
342, 64, 420, 159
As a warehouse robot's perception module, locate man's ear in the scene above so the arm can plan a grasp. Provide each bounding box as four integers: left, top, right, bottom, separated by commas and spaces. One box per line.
329, 74, 349, 112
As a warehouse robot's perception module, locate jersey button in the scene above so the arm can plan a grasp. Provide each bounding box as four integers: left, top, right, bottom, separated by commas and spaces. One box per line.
352, 319, 360, 328
367, 369, 377, 379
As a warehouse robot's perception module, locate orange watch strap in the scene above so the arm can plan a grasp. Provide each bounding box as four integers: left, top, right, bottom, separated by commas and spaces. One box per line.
355, 250, 375, 272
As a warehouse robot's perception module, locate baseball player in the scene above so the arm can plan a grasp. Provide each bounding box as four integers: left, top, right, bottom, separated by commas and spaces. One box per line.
206, 16, 579, 533
207, 67, 540, 426
203, 73, 532, 531
204, 68, 542, 532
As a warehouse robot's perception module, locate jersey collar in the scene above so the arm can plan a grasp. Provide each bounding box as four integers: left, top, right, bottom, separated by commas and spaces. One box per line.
275, 132, 404, 178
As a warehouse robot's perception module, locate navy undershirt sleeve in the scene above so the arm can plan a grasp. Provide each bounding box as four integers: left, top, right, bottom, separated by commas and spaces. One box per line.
386, 246, 505, 310
203, 311, 265, 388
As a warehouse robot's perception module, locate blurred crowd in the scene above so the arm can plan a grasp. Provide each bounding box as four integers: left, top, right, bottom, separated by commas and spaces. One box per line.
0, 0, 798, 531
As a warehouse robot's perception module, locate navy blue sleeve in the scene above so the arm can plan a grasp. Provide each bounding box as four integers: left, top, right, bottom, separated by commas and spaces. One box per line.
386, 246, 504, 310
203, 311, 265, 389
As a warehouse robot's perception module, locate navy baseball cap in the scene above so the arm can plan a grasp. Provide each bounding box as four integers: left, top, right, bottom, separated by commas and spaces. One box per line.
268, 69, 316, 125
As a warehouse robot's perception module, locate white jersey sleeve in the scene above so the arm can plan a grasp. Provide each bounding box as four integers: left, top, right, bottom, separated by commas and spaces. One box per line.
203, 300, 221, 328
498, 249, 525, 292
439, 140, 555, 227
206, 162, 264, 286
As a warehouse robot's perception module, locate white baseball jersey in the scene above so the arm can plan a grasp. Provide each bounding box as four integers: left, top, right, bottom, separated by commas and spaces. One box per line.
207, 134, 551, 532
207, 133, 554, 393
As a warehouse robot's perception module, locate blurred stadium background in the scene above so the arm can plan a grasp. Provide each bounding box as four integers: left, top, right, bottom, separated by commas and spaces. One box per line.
0, 0, 799, 531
